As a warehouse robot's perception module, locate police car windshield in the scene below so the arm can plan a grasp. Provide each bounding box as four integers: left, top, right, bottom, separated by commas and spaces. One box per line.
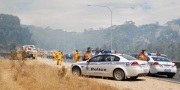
120, 54, 139, 60
152, 57, 171, 62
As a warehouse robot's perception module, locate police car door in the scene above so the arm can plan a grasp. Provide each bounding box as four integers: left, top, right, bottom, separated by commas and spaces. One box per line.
86, 55, 106, 76
103, 55, 120, 77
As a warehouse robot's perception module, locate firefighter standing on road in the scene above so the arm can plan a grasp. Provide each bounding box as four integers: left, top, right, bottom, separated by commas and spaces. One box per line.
138, 49, 148, 61
51, 51, 56, 61
83, 47, 92, 61
35, 50, 38, 60
74, 50, 80, 62
57, 51, 62, 65
41, 51, 45, 59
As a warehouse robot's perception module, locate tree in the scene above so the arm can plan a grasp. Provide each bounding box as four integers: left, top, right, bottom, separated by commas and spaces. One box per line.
0, 14, 34, 51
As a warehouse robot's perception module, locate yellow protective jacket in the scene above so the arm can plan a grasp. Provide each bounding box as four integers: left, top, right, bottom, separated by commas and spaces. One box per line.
57, 52, 62, 60
138, 53, 147, 61
77, 52, 80, 58
52, 52, 56, 57
74, 52, 78, 60
74, 51, 80, 60
84, 51, 92, 60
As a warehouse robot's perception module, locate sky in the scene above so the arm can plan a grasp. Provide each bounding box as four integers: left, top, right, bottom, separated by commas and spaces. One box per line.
0, 0, 180, 32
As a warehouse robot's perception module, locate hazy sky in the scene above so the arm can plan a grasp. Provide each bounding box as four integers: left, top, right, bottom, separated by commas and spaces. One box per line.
0, 0, 180, 32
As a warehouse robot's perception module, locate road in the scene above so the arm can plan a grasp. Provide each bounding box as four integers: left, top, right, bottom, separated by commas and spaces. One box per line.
148, 69, 180, 83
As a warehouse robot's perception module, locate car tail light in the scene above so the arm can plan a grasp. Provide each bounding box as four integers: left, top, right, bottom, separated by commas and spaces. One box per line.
28, 47, 31, 50
131, 62, 139, 66
173, 63, 176, 67
156, 53, 161, 56
153, 62, 159, 65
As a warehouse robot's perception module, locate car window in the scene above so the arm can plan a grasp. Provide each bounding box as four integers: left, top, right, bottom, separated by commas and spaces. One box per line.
90, 55, 104, 62
104, 55, 120, 61
152, 57, 171, 62
130, 54, 138, 59
114, 56, 120, 61
120, 54, 139, 60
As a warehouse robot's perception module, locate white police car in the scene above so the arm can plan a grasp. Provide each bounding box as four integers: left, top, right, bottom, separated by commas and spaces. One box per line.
147, 53, 177, 78
71, 54, 150, 81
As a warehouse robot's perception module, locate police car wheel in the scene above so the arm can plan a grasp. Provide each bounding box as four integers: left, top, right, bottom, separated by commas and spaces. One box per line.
167, 74, 175, 78
147, 71, 152, 76
113, 69, 125, 81
72, 67, 81, 76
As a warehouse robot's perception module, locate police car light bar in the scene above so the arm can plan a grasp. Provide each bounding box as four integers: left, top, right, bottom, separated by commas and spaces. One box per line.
103, 50, 118, 54
148, 53, 161, 56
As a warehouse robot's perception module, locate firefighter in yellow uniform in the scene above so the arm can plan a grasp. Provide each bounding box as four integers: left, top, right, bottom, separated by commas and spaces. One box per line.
35, 51, 38, 60
83, 47, 92, 61
57, 51, 62, 65
138, 50, 148, 61
74, 50, 80, 62
41, 51, 45, 59
51, 51, 56, 61
77, 51, 80, 60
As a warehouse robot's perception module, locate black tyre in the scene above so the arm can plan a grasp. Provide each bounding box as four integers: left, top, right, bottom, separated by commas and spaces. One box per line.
147, 70, 152, 76
32, 57, 35, 59
113, 69, 125, 81
130, 76, 138, 80
167, 74, 175, 78
72, 67, 81, 76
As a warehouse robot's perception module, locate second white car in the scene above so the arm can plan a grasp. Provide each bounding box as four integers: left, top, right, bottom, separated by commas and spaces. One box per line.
147, 54, 177, 78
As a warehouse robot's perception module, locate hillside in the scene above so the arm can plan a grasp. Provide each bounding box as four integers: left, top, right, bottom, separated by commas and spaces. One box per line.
0, 14, 34, 52
0, 13, 179, 60
26, 20, 180, 60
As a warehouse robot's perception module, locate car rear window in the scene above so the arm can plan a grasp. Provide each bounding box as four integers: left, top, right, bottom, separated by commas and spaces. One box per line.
152, 57, 171, 62
120, 54, 139, 60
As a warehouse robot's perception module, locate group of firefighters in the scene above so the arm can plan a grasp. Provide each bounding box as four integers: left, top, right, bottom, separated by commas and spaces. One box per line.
51, 51, 63, 65
45, 47, 96, 65
82, 48, 148, 61
36, 47, 148, 66
50, 50, 81, 65
37, 50, 64, 65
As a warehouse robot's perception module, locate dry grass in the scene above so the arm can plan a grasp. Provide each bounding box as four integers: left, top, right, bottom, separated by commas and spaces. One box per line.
0, 58, 2, 83
12, 61, 120, 90
0, 58, 129, 90
0, 58, 10, 90
0, 62, 4, 89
